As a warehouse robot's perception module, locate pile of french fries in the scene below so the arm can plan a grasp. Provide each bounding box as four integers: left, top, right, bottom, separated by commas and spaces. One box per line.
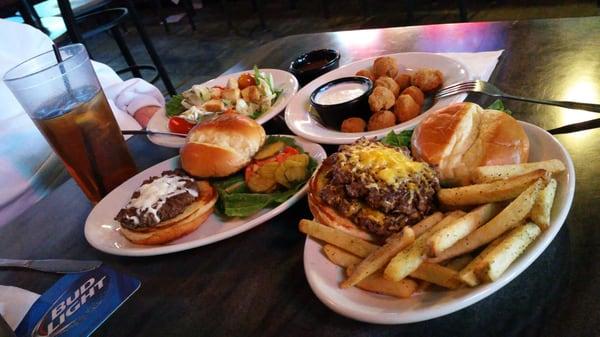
299, 159, 565, 298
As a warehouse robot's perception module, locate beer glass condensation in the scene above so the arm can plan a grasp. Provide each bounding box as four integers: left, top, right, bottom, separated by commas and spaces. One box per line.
3, 44, 138, 203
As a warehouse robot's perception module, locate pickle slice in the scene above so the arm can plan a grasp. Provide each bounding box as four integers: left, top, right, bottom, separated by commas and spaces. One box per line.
254, 142, 286, 160
275, 164, 291, 188
285, 166, 307, 183
257, 162, 279, 179
284, 154, 309, 167
247, 174, 277, 193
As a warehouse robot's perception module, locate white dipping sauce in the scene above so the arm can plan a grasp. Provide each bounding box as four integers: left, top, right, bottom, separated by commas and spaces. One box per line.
315, 82, 366, 105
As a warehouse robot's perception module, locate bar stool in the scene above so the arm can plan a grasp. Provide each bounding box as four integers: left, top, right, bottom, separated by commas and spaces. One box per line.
153, 0, 196, 33
56, 0, 177, 96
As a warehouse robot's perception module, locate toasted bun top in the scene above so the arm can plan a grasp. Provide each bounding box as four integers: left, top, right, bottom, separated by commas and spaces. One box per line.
180, 114, 266, 178
411, 102, 529, 185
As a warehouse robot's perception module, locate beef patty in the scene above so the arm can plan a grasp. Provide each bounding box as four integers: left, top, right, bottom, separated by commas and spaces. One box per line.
115, 169, 199, 230
319, 139, 439, 237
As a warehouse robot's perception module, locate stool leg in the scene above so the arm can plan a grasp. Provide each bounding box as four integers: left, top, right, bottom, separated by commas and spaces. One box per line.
111, 26, 142, 78
153, 0, 170, 33
18, 0, 46, 32
126, 0, 177, 96
182, 0, 197, 30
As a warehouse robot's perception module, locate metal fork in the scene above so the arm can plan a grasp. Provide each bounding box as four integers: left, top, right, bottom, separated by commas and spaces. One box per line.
434, 80, 600, 113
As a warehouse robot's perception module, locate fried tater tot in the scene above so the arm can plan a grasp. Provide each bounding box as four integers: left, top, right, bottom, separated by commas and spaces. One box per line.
356, 69, 376, 81
394, 74, 412, 92
368, 110, 397, 131
373, 57, 399, 78
401, 86, 425, 106
368, 86, 396, 113
411, 69, 444, 92
394, 94, 421, 123
375, 76, 400, 97
341, 117, 367, 133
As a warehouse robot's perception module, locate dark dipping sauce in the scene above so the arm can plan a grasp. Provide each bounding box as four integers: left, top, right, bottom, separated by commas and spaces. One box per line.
297, 59, 331, 72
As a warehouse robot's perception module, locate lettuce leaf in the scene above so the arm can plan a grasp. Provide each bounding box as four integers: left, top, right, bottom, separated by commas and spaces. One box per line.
487, 99, 512, 115
381, 130, 413, 147
165, 94, 185, 117
213, 136, 317, 218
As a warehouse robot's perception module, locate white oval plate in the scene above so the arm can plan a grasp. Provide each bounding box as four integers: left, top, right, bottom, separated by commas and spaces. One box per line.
303, 122, 575, 324
147, 69, 299, 148
85, 136, 325, 256
285, 52, 470, 144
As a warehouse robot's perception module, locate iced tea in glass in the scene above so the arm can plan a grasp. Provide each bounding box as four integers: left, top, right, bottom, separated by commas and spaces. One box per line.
4, 44, 137, 203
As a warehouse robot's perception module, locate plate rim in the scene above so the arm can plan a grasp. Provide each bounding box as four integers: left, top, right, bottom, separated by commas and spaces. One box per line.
302, 121, 576, 324
84, 135, 325, 257
284, 52, 471, 145
146, 68, 299, 148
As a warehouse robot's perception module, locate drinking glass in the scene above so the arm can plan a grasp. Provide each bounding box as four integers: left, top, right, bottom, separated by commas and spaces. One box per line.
3, 44, 138, 203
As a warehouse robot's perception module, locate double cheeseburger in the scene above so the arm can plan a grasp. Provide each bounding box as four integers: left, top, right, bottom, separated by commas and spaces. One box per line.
308, 138, 440, 241
411, 102, 530, 185
115, 169, 217, 245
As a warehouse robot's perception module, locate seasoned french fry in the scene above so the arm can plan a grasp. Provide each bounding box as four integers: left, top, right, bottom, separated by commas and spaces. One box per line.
530, 178, 557, 230
323, 244, 362, 268
299, 219, 378, 258
346, 265, 418, 298
437, 170, 547, 207
472, 159, 566, 183
342, 227, 415, 288
429, 179, 544, 264
444, 255, 473, 271
474, 223, 541, 282
384, 211, 465, 282
410, 262, 462, 289
411, 212, 444, 237
458, 234, 508, 286
427, 203, 503, 257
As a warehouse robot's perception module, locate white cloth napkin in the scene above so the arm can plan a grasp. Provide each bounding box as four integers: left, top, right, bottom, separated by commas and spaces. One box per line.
0, 285, 39, 330
439, 50, 504, 82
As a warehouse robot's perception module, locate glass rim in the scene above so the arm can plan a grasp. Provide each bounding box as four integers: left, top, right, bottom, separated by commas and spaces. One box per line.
2, 43, 87, 83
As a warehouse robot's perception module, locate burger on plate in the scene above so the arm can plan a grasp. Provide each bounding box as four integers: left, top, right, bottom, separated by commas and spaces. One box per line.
308, 138, 440, 241
411, 102, 530, 186
115, 169, 217, 245
180, 113, 266, 178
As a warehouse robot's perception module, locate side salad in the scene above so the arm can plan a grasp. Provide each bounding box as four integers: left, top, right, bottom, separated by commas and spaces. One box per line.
166, 66, 283, 133
211, 136, 318, 217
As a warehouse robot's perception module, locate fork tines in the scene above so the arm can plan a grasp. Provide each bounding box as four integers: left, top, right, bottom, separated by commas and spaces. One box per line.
434, 80, 478, 100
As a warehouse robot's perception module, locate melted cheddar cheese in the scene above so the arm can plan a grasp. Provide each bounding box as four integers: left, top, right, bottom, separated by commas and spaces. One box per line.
338, 141, 425, 186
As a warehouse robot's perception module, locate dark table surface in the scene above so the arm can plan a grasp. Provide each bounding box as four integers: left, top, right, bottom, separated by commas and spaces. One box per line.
2, 17, 600, 337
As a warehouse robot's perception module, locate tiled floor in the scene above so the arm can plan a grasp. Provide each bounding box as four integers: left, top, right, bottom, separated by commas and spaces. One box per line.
83, 0, 599, 95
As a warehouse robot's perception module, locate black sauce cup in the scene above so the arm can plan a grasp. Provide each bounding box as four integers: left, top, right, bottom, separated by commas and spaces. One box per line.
289, 49, 340, 87
309, 76, 373, 130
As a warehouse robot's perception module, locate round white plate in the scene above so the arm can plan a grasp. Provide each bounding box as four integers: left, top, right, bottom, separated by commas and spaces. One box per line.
85, 136, 326, 256
285, 52, 470, 144
147, 69, 299, 148
303, 122, 575, 324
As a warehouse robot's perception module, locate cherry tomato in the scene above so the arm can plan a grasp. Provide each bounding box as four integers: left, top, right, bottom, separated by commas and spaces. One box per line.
238, 73, 256, 90
168, 117, 195, 134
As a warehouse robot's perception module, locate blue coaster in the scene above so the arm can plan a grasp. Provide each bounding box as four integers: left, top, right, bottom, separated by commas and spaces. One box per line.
15, 265, 140, 337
